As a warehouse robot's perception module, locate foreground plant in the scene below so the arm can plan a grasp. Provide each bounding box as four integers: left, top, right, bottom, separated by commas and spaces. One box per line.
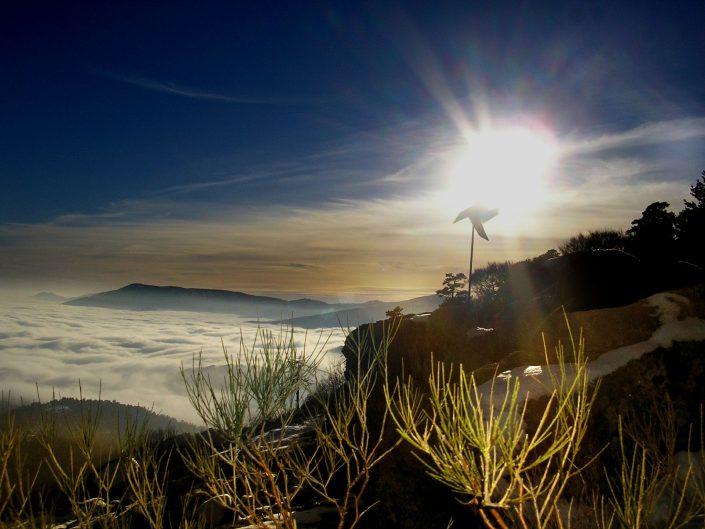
123, 433, 171, 529
1, 395, 40, 524
180, 324, 329, 527
182, 324, 327, 439
35, 384, 126, 527
387, 322, 596, 529
593, 403, 704, 529
296, 320, 402, 529
181, 320, 402, 529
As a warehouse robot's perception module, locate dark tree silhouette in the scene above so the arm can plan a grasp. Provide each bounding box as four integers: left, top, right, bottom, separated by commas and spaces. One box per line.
626, 201, 677, 262
676, 171, 705, 266
385, 306, 404, 319
471, 261, 510, 305
559, 229, 629, 255
436, 272, 467, 301
531, 248, 560, 262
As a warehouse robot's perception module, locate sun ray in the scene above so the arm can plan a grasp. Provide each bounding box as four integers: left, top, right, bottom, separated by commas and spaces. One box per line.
437, 124, 560, 229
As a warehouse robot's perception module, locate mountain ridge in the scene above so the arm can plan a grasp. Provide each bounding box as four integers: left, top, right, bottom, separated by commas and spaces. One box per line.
64, 283, 441, 323
275, 293, 443, 328
33, 291, 71, 302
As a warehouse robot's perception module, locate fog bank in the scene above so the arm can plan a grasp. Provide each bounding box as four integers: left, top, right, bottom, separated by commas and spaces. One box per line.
0, 298, 345, 425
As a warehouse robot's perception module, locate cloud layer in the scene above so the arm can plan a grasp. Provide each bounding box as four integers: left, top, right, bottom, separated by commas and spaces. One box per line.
0, 299, 345, 425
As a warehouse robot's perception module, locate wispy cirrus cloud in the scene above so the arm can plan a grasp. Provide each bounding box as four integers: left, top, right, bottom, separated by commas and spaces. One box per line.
154, 128, 438, 201
563, 117, 705, 156
108, 71, 313, 106
288, 263, 320, 271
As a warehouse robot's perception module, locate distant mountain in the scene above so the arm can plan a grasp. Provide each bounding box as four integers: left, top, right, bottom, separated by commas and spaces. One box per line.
65, 283, 352, 319
33, 291, 70, 302
63, 283, 442, 324
276, 294, 443, 328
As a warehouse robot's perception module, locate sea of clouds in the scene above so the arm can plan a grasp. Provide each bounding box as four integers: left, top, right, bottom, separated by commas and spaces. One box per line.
0, 297, 346, 425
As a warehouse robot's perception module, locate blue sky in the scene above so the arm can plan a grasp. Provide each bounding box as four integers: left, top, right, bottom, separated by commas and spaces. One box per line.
2, 1, 705, 301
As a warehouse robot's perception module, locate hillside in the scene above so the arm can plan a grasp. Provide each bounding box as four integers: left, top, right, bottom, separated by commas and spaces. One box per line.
7, 397, 199, 435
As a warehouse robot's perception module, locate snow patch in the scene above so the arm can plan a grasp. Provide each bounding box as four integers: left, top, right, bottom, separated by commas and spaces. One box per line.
479, 291, 705, 408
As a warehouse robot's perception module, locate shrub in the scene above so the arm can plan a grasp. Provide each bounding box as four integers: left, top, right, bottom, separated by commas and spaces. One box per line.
386, 319, 595, 529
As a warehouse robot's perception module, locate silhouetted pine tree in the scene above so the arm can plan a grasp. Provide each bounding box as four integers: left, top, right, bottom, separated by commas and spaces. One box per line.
626, 201, 677, 262
676, 171, 705, 266
559, 229, 629, 254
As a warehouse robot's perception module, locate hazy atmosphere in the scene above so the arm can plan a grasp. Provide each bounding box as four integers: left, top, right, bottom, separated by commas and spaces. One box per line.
2, 1, 704, 301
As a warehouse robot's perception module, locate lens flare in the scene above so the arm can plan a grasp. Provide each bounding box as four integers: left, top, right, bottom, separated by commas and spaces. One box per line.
439, 125, 559, 226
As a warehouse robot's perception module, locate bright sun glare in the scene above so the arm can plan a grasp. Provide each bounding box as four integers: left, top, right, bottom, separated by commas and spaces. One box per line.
439, 125, 559, 228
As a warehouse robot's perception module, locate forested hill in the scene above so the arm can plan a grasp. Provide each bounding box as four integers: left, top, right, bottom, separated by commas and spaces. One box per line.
6, 397, 199, 434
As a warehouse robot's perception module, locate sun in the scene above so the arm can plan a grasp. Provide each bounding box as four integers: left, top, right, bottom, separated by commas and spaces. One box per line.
438, 125, 559, 226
